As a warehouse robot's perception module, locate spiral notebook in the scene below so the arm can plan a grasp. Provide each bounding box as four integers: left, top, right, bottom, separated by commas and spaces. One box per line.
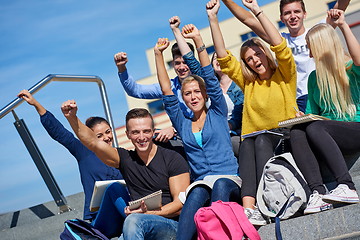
128, 190, 162, 210
278, 114, 329, 128
241, 130, 283, 139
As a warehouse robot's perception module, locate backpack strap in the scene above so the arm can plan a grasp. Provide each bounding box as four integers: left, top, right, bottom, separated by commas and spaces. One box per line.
226, 202, 261, 240
209, 201, 241, 239
274, 193, 295, 240
211, 201, 261, 240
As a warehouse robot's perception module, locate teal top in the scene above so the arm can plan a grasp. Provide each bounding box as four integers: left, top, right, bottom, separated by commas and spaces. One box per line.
193, 130, 203, 148
306, 61, 360, 122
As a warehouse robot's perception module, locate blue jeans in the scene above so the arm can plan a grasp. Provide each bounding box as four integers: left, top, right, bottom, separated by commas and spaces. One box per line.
119, 213, 178, 240
176, 178, 241, 240
91, 182, 131, 238
296, 94, 308, 113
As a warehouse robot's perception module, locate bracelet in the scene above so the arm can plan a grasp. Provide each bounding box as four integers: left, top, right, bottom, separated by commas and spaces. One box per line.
255, 10, 263, 18
196, 44, 206, 52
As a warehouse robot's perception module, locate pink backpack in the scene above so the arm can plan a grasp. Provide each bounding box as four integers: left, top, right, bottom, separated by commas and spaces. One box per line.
194, 201, 261, 240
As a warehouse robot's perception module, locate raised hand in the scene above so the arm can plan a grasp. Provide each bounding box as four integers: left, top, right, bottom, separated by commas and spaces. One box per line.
206, 0, 220, 17
181, 24, 200, 40
169, 16, 181, 30
154, 38, 170, 54
114, 52, 128, 72
18, 89, 47, 115
61, 100, 78, 118
326, 9, 345, 28
18, 90, 36, 106
242, 0, 260, 13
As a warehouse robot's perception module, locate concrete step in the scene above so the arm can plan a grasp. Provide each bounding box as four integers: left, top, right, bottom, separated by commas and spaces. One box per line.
2, 192, 359, 240
0, 192, 84, 240
1, 154, 360, 239
258, 201, 360, 239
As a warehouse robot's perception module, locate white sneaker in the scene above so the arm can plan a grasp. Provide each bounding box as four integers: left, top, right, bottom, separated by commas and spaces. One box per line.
244, 207, 267, 226
304, 190, 333, 214
322, 184, 360, 204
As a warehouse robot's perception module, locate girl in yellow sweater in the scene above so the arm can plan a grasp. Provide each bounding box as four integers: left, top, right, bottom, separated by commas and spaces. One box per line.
207, 0, 297, 225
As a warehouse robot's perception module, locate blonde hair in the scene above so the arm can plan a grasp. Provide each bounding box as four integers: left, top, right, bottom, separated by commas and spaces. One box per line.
306, 23, 356, 120
181, 74, 207, 94
240, 38, 277, 81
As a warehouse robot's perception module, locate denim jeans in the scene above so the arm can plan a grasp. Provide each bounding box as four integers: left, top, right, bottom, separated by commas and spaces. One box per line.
296, 94, 308, 113
176, 178, 241, 240
91, 182, 131, 238
119, 213, 178, 240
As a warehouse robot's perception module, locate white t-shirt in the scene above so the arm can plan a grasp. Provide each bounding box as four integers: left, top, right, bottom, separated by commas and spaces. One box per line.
224, 93, 235, 120
281, 30, 316, 98
205, 93, 234, 120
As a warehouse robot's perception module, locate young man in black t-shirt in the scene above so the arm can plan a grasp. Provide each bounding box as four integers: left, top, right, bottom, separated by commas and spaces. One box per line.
62, 102, 190, 239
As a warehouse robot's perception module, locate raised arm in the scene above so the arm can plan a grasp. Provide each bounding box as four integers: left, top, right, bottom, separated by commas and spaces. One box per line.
115, 52, 162, 99
61, 100, 120, 168
169, 16, 193, 57
242, 0, 282, 46
18, 90, 46, 116
207, 0, 228, 59
221, 0, 270, 43
154, 38, 173, 96
182, 24, 210, 67
333, 0, 351, 11
327, 9, 360, 66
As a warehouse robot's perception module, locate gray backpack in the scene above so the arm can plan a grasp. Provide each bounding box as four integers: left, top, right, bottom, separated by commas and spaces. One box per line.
257, 152, 311, 219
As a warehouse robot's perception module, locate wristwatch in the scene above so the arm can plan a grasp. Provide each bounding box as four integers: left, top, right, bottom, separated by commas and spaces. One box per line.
196, 44, 206, 52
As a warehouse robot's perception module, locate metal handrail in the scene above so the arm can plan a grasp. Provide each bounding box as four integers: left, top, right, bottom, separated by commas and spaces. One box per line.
0, 74, 118, 147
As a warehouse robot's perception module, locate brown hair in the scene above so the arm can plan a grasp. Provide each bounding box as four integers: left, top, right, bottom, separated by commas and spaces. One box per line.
171, 42, 195, 59
240, 38, 277, 81
125, 108, 154, 130
279, 0, 306, 14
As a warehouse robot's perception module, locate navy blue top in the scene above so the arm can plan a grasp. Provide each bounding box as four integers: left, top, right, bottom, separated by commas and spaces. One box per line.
40, 111, 123, 220
163, 53, 238, 181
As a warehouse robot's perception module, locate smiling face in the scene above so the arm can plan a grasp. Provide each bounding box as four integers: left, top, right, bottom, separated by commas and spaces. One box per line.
181, 80, 207, 114
243, 45, 269, 78
126, 117, 155, 153
91, 122, 113, 146
211, 54, 222, 75
280, 2, 307, 36
173, 55, 191, 82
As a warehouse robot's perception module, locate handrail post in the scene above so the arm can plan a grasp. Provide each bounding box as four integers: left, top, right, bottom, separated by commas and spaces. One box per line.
0, 74, 120, 214
12, 110, 71, 213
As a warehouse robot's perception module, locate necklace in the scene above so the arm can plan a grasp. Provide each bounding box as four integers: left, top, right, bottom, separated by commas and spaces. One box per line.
193, 114, 206, 132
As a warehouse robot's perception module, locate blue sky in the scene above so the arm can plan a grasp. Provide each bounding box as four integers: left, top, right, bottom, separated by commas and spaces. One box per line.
0, 0, 273, 214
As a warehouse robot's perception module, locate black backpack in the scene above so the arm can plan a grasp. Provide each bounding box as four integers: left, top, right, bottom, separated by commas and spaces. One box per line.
60, 219, 110, 240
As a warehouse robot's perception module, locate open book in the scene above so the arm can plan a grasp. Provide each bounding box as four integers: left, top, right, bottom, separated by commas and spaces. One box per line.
241, 130, 283, 139
89, 179, 126, 212
278, 114, 329, 128
128, 190, 162, 210
178, 175, 242, 204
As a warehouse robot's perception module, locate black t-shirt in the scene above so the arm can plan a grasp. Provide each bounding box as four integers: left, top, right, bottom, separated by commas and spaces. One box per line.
117, 145, 189, 206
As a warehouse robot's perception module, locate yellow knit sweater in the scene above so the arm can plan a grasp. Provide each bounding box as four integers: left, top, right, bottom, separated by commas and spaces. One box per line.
218, 38, 297, 135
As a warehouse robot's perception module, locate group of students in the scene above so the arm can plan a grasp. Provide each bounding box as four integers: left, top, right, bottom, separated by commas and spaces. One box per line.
18, 0, 360, 239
